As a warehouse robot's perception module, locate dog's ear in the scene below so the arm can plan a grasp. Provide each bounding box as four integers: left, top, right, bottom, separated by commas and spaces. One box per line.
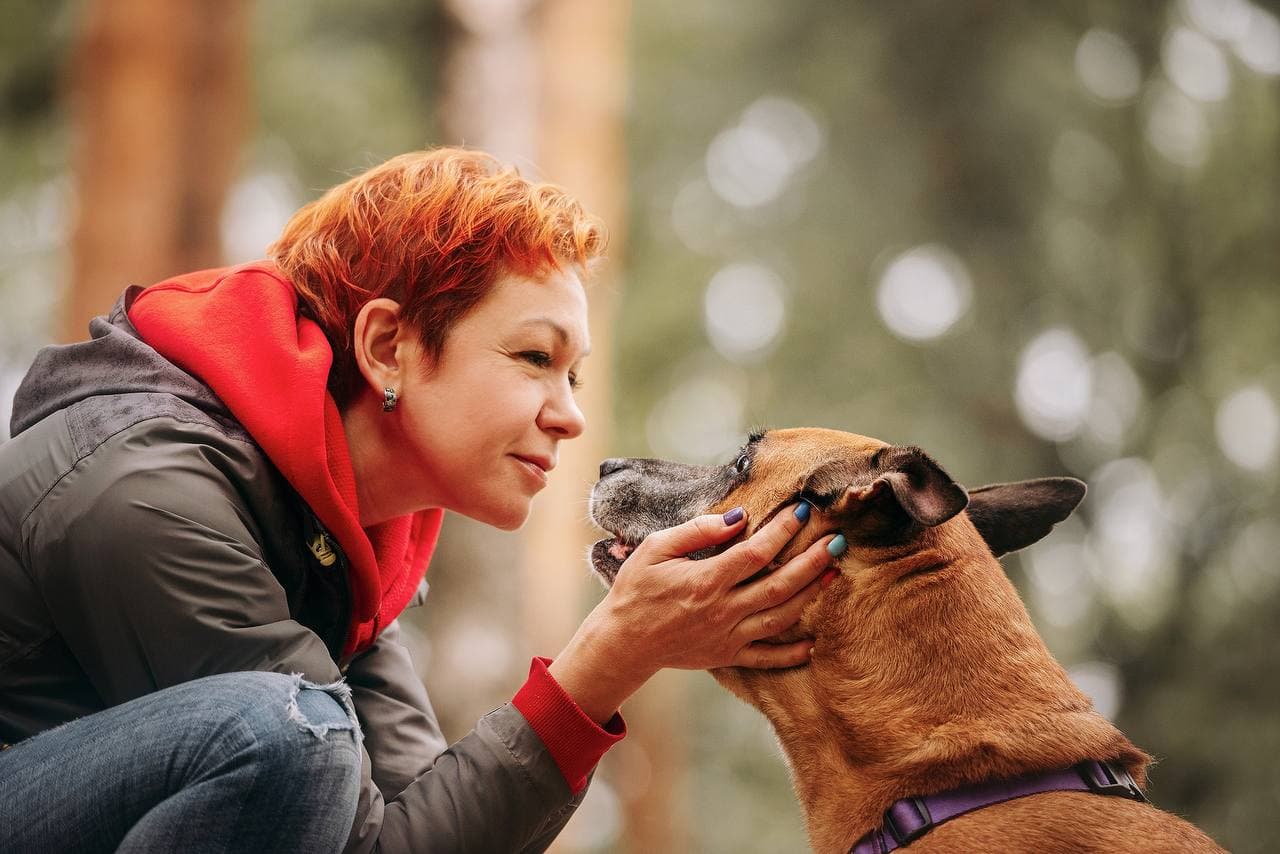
828, 446, 969, 537
964, 478, 1086, 557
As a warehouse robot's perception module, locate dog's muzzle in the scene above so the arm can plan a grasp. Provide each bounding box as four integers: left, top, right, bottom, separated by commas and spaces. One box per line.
588, 456, 739, 585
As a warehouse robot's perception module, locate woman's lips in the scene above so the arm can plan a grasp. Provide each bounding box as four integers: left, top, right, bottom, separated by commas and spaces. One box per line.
512, 455, 549, 486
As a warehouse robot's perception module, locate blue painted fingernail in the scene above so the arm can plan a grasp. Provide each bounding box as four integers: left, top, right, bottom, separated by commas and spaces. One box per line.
723, 507, 745, 525
828, 534, 847, 557
794, 501, 811, 522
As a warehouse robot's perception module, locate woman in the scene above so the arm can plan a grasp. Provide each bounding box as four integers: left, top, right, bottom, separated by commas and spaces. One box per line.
0, 149, 839, 852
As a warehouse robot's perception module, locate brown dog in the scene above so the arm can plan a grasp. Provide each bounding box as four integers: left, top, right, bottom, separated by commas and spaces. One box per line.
589, 428, 1223, 853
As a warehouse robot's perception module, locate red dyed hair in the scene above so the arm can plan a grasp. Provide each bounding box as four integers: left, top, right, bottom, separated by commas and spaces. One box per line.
268, 148, 607, 405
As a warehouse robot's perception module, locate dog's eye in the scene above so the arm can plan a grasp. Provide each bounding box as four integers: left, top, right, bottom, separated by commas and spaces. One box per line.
734, 453, 751, 474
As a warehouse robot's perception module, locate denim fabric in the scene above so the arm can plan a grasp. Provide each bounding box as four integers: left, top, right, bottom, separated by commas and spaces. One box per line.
0, 671, 362, 853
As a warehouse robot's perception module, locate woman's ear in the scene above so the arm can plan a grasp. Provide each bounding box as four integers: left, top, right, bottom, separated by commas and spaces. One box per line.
352, 298, 406, 394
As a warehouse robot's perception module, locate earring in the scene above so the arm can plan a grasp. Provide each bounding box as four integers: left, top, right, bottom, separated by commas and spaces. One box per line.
382, 387, 398, 412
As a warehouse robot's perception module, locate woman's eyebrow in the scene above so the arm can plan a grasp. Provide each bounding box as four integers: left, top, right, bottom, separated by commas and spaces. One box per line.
516, 317, 591, 357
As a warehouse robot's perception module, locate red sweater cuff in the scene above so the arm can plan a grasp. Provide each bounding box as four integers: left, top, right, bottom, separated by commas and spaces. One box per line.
511, 656, 626, 794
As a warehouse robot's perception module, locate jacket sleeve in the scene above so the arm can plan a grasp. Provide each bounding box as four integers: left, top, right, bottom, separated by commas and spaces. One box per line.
344, 621, 623, 854
23, 421, 618, 853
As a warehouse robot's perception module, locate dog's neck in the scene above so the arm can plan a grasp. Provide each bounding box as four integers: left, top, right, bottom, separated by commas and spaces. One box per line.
726, 522, 1148, 854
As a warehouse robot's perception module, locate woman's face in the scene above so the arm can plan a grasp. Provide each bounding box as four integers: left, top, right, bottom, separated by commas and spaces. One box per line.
393, 267, 590, 529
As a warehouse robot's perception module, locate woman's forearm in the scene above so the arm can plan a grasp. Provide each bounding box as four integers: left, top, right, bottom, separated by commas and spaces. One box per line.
547, 605, 657, 725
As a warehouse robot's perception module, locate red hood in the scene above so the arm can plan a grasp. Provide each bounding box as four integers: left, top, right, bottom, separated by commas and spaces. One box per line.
128, 262, 442, 657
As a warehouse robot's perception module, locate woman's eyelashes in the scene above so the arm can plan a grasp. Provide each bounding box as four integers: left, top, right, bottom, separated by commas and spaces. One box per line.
519, 350, 552, 368
518, 350, 582, 390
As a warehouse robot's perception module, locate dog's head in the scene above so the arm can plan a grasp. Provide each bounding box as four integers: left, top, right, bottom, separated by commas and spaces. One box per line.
589, 427, 1085, 688
591, 427, 1084, 579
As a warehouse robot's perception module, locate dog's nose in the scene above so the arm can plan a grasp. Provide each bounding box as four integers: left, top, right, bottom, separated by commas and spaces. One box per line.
598, 458, 631, 479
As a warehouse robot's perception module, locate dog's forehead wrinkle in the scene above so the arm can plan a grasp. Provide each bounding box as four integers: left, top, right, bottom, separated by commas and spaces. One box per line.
764, 427, 886, 453
805, 459, 867, 494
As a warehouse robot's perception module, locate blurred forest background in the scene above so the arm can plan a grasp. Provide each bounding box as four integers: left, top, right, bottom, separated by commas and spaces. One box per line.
2, 1, 1278, 851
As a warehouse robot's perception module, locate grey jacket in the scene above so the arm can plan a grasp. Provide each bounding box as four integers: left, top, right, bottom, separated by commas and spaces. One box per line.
0, 294, 585, 852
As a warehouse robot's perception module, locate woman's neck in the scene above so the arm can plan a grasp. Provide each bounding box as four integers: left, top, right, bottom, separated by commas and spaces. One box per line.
339, 390, 436, 527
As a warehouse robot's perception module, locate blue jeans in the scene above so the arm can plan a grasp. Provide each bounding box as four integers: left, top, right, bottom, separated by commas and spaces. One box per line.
0, 671, 362, 853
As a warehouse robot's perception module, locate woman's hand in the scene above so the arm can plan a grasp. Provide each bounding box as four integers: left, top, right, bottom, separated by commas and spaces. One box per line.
549, 503, 840, 724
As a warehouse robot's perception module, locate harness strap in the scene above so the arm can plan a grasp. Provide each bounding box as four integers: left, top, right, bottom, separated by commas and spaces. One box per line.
851, 760, 1147, 854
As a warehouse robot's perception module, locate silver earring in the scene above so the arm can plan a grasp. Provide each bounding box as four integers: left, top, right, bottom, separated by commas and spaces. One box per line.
382, 387, 398, 412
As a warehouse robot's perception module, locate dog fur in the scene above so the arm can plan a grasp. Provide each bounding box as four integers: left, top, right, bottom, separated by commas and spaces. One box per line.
589, 428, 1223, 853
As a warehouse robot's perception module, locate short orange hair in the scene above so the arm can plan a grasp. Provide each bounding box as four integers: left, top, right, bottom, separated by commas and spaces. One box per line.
268, 148, 607, 405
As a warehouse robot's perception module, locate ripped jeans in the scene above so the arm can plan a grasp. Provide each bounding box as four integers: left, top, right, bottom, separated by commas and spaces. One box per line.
0, 672, 363, 853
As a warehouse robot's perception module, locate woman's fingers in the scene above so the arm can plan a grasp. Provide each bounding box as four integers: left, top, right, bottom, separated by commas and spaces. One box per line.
731, 554, 830, 643
606, 501, 847, 675
642, 507, 748, 560
730, 638, 814, 669
731, 532, 839, 617
714, 502, 811, 585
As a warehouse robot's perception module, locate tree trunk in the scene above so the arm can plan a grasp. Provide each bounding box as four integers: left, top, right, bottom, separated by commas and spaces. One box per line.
65, 0, 249, 342
439, 1, 681, 850
531, 4, 690, 854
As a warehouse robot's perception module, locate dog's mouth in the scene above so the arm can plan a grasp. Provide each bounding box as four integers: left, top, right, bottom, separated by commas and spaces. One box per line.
590, 524, 730, 586
590, 531, 645, 585
606, 535, 637, 563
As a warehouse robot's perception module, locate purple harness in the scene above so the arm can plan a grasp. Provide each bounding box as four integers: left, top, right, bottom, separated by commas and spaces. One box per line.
851, 760, 1147, 853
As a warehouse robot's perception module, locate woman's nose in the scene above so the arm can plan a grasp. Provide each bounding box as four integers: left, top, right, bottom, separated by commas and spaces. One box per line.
540, 390, 586, 439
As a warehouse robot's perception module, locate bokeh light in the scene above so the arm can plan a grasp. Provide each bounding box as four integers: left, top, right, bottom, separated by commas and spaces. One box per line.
1185, 0, 1255, 41
669, 178, 730, 255
1084, 351, 1145, 448
1015, 328, 1093, 441
703, 262, 787, 363
221, 171, 299, 264
705, 95, 823, 209
1088, 457, 1177, 631
1231, 6, 1280, 75
741, 96, 824, 167
1215, 384, 1280, 471
1, 177, 70, 255
1026, 533, 1097, 631
1068, 661, 1122, 720
1144, 82, 1210, 168
1185, 0, 1280, 76
1075, 29, 1143, 104
1163, 26, 1232, 102
874, 245, 972, 342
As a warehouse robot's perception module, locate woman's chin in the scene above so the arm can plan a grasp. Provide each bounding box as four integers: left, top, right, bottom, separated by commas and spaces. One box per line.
493, 513, 528, 532
462, 498, 533, 531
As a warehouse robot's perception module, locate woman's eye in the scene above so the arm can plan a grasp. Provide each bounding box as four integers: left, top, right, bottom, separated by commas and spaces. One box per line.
520, 351, 553, 367
521, 351, 582, 391
735, 453, 751, 474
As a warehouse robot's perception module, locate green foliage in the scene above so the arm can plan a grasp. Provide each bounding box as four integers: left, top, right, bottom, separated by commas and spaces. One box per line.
252, 0, 445, 190
0, 1, 74, 404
